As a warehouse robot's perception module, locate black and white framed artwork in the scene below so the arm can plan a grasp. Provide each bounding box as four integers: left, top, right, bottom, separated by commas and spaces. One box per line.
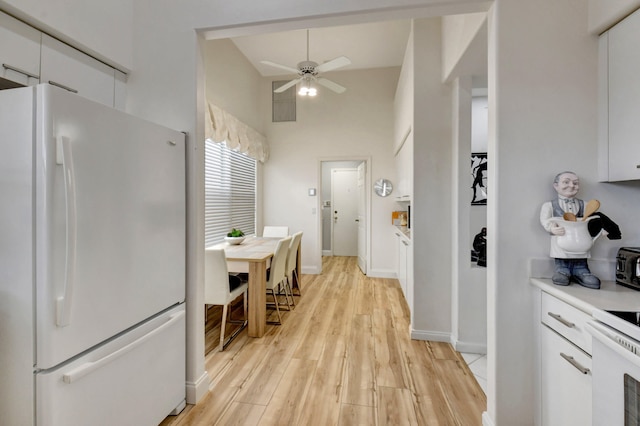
471, 152, 487, 205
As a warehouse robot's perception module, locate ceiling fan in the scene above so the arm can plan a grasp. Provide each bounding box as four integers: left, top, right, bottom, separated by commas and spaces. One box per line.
261, 29, 351, 96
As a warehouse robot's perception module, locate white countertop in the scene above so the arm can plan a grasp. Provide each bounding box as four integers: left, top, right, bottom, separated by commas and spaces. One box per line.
531, 278, 640, 315
394, 225, 411, 240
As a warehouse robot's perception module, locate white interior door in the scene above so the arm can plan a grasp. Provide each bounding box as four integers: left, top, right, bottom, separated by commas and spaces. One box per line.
331, 168, 358, 256
357, 162, 367, 273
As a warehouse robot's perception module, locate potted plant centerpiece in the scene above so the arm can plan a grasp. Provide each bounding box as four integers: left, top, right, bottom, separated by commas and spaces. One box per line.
224, 228, 245, 245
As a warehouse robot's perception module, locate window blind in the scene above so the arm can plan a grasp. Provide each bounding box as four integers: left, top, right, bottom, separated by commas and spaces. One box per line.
204, 140, 256, 247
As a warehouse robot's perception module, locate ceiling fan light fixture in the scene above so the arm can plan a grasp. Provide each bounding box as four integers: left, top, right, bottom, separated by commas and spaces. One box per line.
298, 79, 317, 97
263, 29, 350, 96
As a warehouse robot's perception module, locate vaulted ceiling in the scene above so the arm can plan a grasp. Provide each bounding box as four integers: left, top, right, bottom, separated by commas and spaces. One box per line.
229, 20, 412, 77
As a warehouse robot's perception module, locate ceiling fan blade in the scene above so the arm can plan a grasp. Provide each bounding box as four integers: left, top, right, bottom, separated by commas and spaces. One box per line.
316, 78, 347, 94
315, 56, 351, 73
273, 78, 302, 93
260, 60, 300, 74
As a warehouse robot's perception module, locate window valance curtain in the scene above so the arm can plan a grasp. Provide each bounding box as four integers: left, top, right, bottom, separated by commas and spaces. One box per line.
205, 102, 269, 163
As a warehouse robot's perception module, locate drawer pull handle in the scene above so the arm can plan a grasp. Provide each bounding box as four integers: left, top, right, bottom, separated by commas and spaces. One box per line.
560, 352, 590, 375
547, 312, 575, 328
2, 63, 39, 79
48, 80, 79, 94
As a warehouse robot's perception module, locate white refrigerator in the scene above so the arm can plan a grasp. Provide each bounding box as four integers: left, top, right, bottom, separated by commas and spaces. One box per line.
0, 84, 186, 426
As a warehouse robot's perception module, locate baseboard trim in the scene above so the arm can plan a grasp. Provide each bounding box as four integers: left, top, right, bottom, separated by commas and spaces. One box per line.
301, 266, 320, 275
185, 371, 210, 404
482, 411, 495, 426
322, 250, 332, 256
411, 329, 451, 342
453, 340, 487, 354
366, 268, 397, 279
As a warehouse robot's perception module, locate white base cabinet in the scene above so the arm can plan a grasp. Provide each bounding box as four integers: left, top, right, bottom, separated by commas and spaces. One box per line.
537, 291, 592, 426
394, 229, 412, 320
540, 325, 592, 426
396, 231, 408, 296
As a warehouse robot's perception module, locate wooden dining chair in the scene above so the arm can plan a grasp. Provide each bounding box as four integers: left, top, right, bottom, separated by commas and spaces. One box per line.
262, 226, 289, 238
265, 236, 292, 324
204, 248, 248, 351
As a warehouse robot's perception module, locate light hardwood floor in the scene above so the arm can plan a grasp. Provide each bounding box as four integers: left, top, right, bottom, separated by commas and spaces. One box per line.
161, 256, 486, 425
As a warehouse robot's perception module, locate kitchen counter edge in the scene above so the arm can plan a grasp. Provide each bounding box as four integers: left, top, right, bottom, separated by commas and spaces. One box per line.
530, 277, 640, 314
394, 226, 410, 240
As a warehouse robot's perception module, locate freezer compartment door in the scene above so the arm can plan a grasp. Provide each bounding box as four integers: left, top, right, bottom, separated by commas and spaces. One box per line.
36, 304, 185, 426
35, 84, 186, 368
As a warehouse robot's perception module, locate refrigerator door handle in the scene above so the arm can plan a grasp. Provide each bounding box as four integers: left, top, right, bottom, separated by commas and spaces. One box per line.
55, 136, 77, 327
62, 310, 185, 384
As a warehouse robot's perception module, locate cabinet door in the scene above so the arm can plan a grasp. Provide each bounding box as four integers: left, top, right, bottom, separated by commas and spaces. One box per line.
606, 8, 640, 181
40, 34, 115, 107
394, 131, 413, 199
114, 70, 127, 110
540, 325, 592, 426
396, 232, 407, 295
0, 11, 41, 86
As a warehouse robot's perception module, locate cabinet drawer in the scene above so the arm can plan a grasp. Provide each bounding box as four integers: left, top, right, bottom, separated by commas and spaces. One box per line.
541, 291, 592, 354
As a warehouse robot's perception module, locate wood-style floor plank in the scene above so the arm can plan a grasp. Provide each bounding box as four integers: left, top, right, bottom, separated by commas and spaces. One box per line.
160, 256, 486, 426
343, 312, 377, 407
297, 334, 347, 426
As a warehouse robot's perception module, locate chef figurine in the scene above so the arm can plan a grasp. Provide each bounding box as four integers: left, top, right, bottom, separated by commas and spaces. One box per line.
539, 171, 601, 289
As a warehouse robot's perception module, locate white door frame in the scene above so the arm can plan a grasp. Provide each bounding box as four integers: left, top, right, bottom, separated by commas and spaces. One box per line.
316, 156, 371, 274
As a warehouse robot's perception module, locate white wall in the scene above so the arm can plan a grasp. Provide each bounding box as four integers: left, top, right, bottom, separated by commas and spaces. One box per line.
472, 96, 488, 152
394, 27, 414, 152
204, 39, 265, 134
487, 1, 640, 423
452, 78, 488, 354
441, 13, 487, 80
588, 0, 640, 34
263, 67, 399, 276
412, 18, 454, 337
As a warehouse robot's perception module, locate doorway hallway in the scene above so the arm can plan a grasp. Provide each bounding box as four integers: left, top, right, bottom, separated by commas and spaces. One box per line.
161, 256, 486, 425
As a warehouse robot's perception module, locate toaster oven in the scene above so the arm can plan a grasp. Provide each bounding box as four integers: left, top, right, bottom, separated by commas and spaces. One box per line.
616, 247, 640, 290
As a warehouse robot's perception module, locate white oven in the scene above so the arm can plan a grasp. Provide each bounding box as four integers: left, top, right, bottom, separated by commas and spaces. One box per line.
587, 310, 640, 426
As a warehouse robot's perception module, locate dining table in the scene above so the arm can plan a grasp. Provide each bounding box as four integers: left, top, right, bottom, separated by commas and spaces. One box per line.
210, 236, 299, 338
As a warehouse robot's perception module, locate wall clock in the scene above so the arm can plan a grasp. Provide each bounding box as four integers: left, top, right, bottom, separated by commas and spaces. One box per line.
373, 178, 393, 197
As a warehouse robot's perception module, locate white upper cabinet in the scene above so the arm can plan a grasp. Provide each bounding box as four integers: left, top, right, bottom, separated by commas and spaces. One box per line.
40, 34, 115, 107
114, 70, 127, 111
394, 127, 413, 201
0, 11, 41, 86
599, 8, 640, 182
